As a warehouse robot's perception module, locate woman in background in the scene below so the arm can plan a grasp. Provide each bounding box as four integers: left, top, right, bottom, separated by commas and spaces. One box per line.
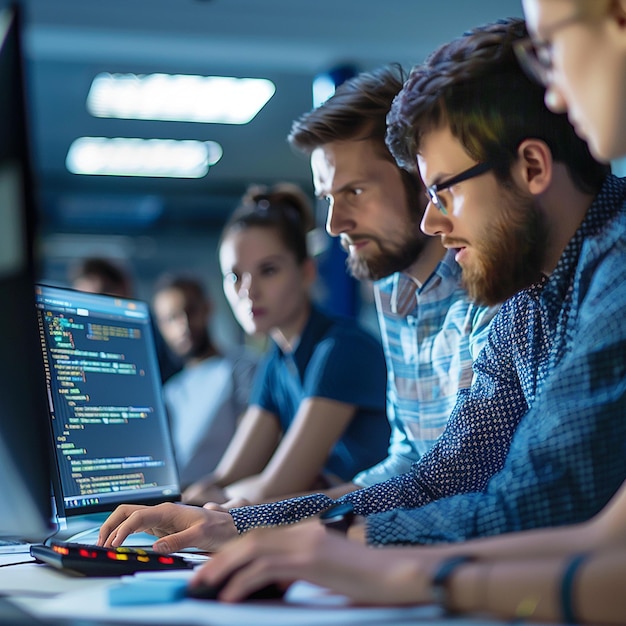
182, 183, 389, 506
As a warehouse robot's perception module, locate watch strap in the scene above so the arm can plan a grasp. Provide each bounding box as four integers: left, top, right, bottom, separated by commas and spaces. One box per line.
431, 555, 475, 614
319, 502, 355, 534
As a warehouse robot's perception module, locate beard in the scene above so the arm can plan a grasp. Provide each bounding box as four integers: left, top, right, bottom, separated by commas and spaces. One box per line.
344, 226, 430, 282
458, 190, 548, 306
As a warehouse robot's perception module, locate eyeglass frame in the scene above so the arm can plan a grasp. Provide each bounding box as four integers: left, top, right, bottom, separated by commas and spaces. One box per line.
513, 12, 585, 86
426, 161, 494, 215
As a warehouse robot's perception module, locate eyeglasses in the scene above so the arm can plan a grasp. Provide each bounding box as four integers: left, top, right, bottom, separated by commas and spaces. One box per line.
514, 13, 583, 86
426, 161, 493, 215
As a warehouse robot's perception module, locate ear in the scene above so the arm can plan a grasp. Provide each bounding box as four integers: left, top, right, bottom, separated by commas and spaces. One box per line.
513, 139, 553, 196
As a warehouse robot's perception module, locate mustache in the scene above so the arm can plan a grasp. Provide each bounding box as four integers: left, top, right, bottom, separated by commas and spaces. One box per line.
339, 233, 371, 252
441, 236, 470, 249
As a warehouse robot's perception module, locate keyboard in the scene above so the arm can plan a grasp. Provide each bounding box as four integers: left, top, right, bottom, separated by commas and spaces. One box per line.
30, 541, 194, 577
0, 539, 31, 554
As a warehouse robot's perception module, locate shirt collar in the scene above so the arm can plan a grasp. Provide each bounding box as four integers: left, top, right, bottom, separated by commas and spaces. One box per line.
387, 249, 462, 316
273, 305, 334, 380
542, 174, 625, 307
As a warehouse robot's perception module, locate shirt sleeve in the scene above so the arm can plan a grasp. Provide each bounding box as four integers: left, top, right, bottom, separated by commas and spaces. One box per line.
246, 352, 274, 410
338, 304, 528, 515
300, 327, 387, 409
352, 419, 416, 487
230, 493, 335, 533
365, 250, 626, 545
354, 299, 501, 489
352, 294, 417, 487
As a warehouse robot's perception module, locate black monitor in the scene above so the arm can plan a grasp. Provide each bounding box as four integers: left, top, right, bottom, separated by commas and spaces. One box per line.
0, 4, 54, 541
34, 284, 181, 532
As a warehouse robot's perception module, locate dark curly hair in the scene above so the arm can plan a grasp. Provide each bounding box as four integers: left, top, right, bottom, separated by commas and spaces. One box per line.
386, 17, 609, 195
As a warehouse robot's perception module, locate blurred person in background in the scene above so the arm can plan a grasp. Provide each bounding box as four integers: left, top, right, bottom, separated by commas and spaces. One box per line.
70, 256, 181, 383
69, 256, 134, 299
152, 273, 258, 488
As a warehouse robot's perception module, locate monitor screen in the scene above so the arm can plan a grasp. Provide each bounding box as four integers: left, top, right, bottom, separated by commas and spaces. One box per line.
35, 285, 181, 520
0, 4, 54, 541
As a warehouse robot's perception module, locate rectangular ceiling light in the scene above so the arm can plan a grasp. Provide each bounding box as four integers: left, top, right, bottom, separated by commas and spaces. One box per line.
87, 73, 276, 125
66, 137, 223, 178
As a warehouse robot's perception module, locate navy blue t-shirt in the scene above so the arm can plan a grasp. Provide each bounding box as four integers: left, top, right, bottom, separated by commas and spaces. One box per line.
249, 305, 389, 481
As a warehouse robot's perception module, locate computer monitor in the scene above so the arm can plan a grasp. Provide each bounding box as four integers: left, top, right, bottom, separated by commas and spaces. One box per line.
34, 285, 181, 533
0, 4, 54, 541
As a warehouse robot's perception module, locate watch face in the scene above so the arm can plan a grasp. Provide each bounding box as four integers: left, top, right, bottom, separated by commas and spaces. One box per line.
319, 501, 355, 523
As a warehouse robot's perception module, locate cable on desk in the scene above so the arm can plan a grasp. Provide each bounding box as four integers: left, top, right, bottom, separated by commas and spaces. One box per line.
0, 560, 34, 568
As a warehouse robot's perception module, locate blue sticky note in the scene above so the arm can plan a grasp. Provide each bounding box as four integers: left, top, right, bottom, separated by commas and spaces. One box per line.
108, 579, 189, 606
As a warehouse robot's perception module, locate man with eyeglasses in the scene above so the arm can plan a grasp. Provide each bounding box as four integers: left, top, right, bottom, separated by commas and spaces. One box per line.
375, 17, 623, 546
96, 17, 626, 558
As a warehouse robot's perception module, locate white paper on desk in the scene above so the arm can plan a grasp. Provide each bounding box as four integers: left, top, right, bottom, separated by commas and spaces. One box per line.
0, 561, 113, 597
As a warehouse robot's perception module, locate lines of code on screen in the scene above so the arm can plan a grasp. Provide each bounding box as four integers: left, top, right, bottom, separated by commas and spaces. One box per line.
36, 289, 177, 512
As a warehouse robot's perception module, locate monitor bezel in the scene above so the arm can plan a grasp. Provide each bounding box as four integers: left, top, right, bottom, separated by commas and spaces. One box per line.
35, 283, 182, 521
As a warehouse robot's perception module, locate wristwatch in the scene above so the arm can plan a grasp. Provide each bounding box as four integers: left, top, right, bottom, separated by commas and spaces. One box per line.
319, 501, 355, 534
431, 555, 475, 614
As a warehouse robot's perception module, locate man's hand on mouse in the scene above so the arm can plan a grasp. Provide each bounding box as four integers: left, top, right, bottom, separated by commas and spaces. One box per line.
96, 502, 239, 553
189, 519, 320, 602
190, 519, 436, 605
189, 518, 404, 604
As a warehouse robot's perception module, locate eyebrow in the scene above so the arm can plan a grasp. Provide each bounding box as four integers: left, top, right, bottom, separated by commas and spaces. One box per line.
258, 254, 287, 265
433, 174, 456, 187
416, 154, 451, 188
229, 254, 287, 273
315, 178, 370, 198
423, 172, 453, 188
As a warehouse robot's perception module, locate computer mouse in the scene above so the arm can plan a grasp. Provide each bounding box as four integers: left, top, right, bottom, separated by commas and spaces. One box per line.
186, 578, 285, 601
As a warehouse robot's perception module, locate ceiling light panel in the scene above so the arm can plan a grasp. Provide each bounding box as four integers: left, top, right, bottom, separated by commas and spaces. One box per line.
66, 137, 223, 178
87, 73, 276, 124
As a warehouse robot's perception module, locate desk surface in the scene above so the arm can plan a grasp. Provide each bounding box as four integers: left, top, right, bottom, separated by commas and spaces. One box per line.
0, 553, 545, 626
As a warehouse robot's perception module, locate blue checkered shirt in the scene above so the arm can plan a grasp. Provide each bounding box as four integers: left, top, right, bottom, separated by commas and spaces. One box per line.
353, 252, 496, 487
230, 175, 626, 542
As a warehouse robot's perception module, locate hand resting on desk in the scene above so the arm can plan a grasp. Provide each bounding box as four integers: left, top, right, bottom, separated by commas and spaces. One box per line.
97, 502, 239, 553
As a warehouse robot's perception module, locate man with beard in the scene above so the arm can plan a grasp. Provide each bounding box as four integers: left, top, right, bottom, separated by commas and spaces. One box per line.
287, 66, 497, 495
96, 20, 615, 553
152, 274, 258, 488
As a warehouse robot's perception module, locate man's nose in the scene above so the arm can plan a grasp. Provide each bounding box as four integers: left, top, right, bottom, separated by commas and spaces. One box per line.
420, 200, 451, 237
325, 197, 356, 237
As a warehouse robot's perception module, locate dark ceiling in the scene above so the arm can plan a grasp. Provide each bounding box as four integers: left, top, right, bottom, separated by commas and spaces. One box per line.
12, 0, 523, 234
